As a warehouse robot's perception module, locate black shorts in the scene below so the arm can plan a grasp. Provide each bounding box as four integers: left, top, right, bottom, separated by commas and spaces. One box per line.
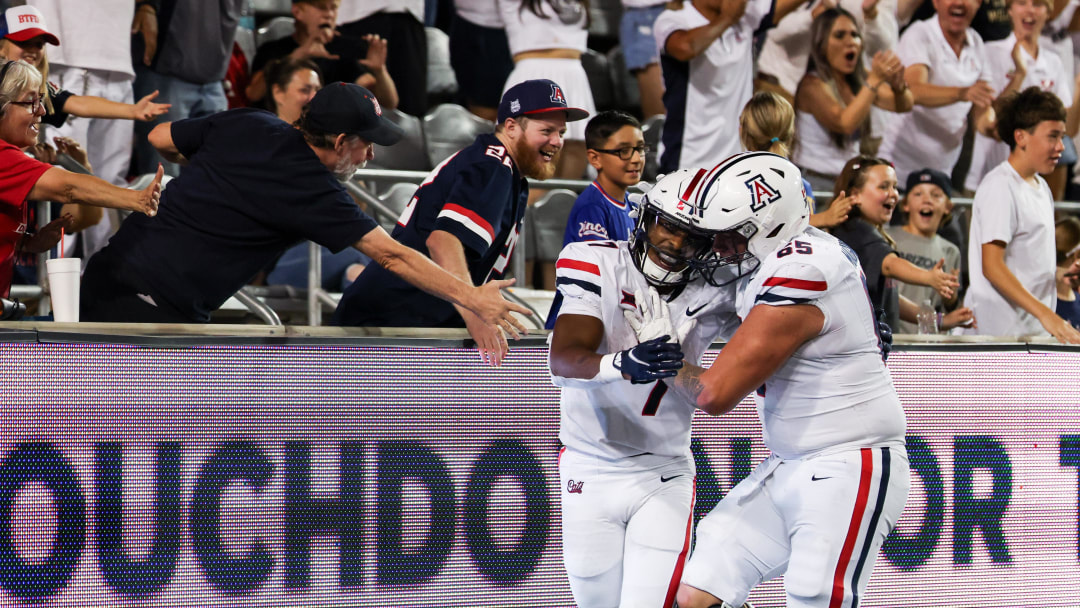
449, 13, 513, 109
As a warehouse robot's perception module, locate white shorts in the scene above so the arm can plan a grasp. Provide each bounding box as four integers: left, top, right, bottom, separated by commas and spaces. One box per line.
682, 446, 909, 608
559, 447, 695, 608
503, 57, 596, 141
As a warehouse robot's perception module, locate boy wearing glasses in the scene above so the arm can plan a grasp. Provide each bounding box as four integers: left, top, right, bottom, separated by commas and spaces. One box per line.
562, 110, 646, 247
546, 111, 646, 329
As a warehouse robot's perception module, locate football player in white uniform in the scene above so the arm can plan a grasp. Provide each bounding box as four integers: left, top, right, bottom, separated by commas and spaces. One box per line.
667, 152, 910, 608
548, 168, 741, 608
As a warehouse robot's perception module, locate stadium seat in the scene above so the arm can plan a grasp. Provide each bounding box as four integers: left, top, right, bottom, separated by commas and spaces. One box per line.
234, 27, 257, 70
256, 16, 294, 48
376, 182, 419, 232
370, 109, 430, 173
426, 27, 458, 106
581, 49, 615, 114
641, 114, 664, 182
423, 103, 494, 167
606, 46, 642, 115
531, 189, 578, 289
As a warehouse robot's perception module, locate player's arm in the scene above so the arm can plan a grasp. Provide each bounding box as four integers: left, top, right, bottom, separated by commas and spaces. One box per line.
355, 226, 530, 336
148, 122, 188, 165
682, 303, 824, 415
550, 313, 684, 387
426, 229, 510, 366
981, 240, 1080, 343
549, 313, 608, 380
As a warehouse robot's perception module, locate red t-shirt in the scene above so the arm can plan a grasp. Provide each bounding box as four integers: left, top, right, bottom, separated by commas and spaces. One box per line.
0, 140, 51, 297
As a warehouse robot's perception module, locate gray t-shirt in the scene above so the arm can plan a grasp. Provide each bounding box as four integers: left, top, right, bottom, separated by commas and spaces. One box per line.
886, 226, 961, 334
154, 0, 242, 83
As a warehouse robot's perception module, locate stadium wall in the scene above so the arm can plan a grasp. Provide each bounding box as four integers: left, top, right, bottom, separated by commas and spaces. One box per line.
2, 338, 1079, 606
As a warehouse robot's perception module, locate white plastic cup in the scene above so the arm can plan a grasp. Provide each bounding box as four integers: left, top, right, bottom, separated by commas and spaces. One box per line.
46, 257, 81, 322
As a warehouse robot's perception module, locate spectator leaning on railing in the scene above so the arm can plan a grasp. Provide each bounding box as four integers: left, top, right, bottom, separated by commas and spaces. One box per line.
78, 82, 530, 335
0, 59, 161, 299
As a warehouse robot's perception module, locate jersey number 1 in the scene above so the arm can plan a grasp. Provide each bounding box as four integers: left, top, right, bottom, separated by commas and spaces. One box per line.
642, 380, 669, 416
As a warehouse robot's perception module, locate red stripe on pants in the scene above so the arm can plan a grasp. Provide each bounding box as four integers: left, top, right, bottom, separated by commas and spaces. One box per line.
829, 448, 873, 608
662, 477, 697, 608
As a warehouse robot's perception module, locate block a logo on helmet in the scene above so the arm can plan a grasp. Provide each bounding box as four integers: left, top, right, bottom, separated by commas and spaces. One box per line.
691, 152, 810, 286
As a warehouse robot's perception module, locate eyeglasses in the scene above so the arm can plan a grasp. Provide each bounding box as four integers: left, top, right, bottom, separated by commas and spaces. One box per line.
593, 144, 649, 161
9, 97, 44, 113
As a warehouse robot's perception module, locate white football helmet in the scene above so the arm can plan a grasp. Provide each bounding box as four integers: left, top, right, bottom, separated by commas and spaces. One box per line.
694, 152, 811, 285
629, 168, 718, 288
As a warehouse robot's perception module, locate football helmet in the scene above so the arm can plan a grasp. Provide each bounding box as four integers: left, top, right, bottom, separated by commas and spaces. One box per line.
694, 152, 810, 285
629, 168, 717, 288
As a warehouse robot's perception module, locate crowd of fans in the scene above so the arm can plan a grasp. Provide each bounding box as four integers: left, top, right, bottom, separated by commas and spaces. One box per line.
1, 0, 1080, 345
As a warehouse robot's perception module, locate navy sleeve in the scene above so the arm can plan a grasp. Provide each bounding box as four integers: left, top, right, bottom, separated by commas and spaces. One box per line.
294, 189, 380, 253
170, 114, 215, 161
433, 155, 513, 256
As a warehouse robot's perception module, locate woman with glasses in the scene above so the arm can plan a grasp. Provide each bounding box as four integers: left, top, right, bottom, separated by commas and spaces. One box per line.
0, 59, 161, 300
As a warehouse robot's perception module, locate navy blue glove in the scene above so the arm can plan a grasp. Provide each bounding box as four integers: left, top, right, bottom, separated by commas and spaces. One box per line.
877, 309, 893, 362
614, 335, 684, 384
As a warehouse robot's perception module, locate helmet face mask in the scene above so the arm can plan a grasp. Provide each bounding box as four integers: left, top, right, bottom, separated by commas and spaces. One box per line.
629, 168, 716, 288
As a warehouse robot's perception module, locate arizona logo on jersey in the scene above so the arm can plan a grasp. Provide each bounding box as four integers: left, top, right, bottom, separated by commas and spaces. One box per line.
745, 174, 780, 212
550, 83, 567, 104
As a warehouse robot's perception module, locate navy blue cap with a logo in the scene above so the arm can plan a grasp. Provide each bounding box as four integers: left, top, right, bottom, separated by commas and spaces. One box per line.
305, 82, 404, 146
905, 167, 952, 198
497, 79, 590, 124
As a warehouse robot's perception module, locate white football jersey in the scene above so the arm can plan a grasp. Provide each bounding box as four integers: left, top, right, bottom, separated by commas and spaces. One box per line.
735, 227, 906, 460
552, 241, 739, 461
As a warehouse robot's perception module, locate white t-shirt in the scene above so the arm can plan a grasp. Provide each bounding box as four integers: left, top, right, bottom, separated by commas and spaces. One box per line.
965, 34, 1071, 192
498, 0, 589, 55
792, 102, 860, 178
337, 0, 424, 25
552, 241, 739, 461
653, 0, 771, 169
27, 0, 134, 77
879, 18, 989, 184
454, 0, 503, 28
735, 227, 905, 460
965, 161, 1057, 337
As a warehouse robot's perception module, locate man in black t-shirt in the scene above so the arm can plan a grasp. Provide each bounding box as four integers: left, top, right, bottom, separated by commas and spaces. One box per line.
245, 0, 398, 111
80, 83, 529, 337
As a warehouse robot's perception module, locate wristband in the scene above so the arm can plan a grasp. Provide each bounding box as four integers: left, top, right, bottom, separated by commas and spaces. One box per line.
596, 353, 624, 383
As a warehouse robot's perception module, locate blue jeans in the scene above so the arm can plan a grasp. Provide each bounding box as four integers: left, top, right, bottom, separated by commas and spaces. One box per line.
131, 65, 227, 177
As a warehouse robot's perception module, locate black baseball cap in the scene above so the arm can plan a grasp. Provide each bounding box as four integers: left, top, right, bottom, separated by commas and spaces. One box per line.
305, 82, 404, 146
905, 168, 952, 198
497, 79, 590, 124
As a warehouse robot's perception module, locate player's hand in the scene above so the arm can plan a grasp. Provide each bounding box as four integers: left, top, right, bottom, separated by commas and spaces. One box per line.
876, 309, 892, 362
928, 258, 959, 301
614, 335, 684, 384
135, 164, 164, 217
621, 287, 693, 345
942, 307, 976, 330
463, 309, 508, 367
470, 278, 531, 338
131, 90, 171, 122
